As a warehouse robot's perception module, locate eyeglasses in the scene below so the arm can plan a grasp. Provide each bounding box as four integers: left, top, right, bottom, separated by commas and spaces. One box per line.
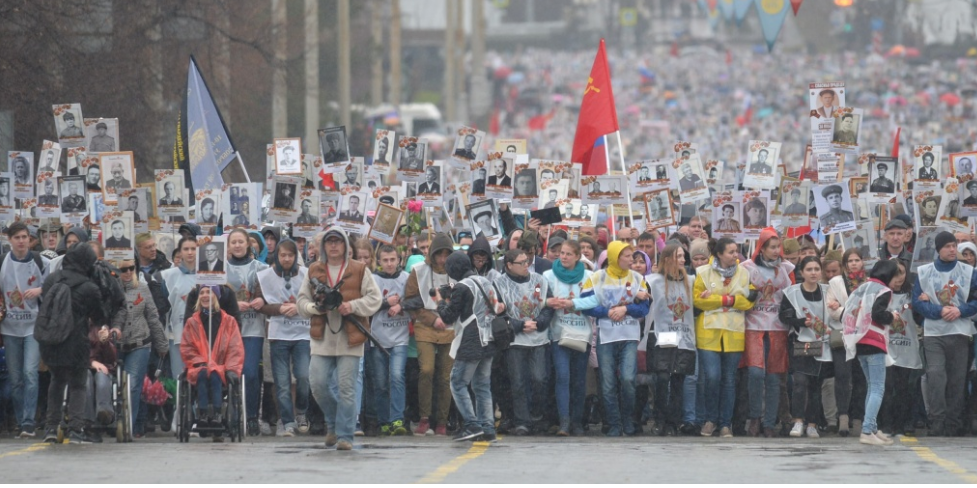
119, 265, 136, 273
510, 260, 528, 266
452, 245, 470, 251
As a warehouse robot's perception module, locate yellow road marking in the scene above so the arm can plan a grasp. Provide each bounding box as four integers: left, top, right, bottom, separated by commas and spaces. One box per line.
0, 442, 50, 460
901, 438, 977, 483
415, 439, 495, 484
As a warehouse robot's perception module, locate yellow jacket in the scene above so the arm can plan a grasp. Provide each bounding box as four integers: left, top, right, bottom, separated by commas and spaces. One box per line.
693, 259, 756, 353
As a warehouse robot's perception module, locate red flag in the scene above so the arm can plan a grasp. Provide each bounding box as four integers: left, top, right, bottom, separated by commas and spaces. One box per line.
489, 108, 501, 136
790, 0, 803, 16
571, 39, 620, 176
527, 108, 555, 132
891, 126, 901, 159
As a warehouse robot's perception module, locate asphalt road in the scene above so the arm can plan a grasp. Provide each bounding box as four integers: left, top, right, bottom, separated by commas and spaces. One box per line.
3, 432, 977, 483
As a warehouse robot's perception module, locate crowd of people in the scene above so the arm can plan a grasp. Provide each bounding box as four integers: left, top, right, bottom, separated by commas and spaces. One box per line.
1, 194, 975, 449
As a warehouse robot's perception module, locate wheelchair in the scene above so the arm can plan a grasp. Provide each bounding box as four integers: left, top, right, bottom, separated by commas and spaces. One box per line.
174, 371, 246, 442
55, 364, 133, 443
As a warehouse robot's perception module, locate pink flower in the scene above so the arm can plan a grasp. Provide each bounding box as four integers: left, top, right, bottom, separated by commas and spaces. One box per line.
408, 200, 423, 213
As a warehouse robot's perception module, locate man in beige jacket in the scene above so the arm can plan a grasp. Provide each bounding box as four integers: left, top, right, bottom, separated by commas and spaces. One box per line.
299, 226, 382, 450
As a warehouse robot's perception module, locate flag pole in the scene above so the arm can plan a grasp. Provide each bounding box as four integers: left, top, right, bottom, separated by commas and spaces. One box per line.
614, 130, 632, 242
605, 134, 616, 241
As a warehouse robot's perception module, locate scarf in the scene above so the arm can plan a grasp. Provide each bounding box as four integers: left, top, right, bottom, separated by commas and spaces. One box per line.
846, 270, 866, 291
229, 254, 253, 266
756, 254, 782, 270
711, 258, 738, 279
552, 259, 585, 284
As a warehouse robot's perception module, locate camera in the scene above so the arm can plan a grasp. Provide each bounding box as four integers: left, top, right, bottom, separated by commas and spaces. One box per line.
311, 277, 344, 312
439, 284, 454, 299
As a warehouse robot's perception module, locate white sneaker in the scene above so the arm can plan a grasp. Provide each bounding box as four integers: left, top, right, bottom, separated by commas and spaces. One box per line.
860, 432, 887, 446
276, 420, 286, 437
283, 424, 296, 437
259, 420, 272, 436
874, 431, 894, 445
789, 422, 804, 438
190, 423, 200, 438
806, 425, 820, 438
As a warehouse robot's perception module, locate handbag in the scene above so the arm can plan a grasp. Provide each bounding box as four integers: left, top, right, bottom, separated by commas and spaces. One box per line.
558, 336, 588, 352
472, 281, 513, 350
793, 340, 824, 357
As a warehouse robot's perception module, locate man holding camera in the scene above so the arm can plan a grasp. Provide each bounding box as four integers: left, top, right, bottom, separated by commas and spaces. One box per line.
299, 226, 382, 451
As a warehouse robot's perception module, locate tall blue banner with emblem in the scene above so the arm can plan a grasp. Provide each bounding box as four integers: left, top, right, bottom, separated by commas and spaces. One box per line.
180, 56, 237, 196
754, 0, 790, 52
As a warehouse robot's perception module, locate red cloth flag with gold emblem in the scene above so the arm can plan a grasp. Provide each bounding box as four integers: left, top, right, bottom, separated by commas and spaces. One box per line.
571, 39, 620, 176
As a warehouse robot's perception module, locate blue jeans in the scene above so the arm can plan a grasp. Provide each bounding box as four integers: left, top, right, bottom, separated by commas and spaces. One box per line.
859, 353, 887, 435
747, 334, 781, 429
551, 341, 589, 425
330, 356, 364, 427
3, 335, 39, 429
270, 340, 310, 426
506, 345, 549, 428
450, 356, 494, 435
368, 345, 408, 424
311, 355, 359, 443
697, 349, 742, 429
596, 340, 637, 434
242, 337, 263, 421
196, 370, 223, 412
169, 340, 184, 378
117, 346, 150, 434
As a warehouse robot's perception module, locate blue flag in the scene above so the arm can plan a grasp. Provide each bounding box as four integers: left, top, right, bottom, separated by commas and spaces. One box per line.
182, 56, 237, 194
754, 0, 790, 52
717, 0, 734, 21
733, 0, 753, 26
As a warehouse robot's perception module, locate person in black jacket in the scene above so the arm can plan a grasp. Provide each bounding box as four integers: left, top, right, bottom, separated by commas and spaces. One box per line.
41, 243, 104, 444
438, 251, 499, 442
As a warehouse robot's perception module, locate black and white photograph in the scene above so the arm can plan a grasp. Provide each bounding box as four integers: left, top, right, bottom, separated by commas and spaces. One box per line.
951, 151, 977, 181
372, 129, 396, 170
101, 210, 134, 261
511, 164, 538, 209
336, 191, 370, 236
273, 137, 303, 175
98, 152, 135, 204
485, 152, 523, 201
194, 188, 221, 230
318, 126, 351, 168
936, 178, 969, 232
466, 199, 501, 241
469, 162, 488, 200
912, 226, 943, 270
268, 175, 302, 221
842, 225, 878, 264
155, 169, 186, 217
84, 118, 119, 153
300, 154, 318, 188
337, 158, 364, 190
581, 174, 627, 206
712, 198, 742, 238
814, 183, 857, 234
368, 203, 404, 245
741, 141, 781, 190
37, 142, 61, 174
397, 137, 427, 171
195, 236, 228, 286
809, 83, 845, 118
59, 175, 87, 216
831, 109, 862, 153
537, 180, 568, 211
644, 189, 674, 230
417, 161, 444, 207
559, 199, 597, 228
222, 183, 259, 230
674, 154, 709, 203
265, 143, 276, 186
915, 191, 941, 228
65, 147, 87, 177
9, 152, 33, 201
849, 177, 871, 221
741, 192, 771, 238
154, 232, 176, 263
913, 145, 942, 187
704, 160, 724, 186
36, 173, 61, 219
535, 160, 565, 190
118, 188, 149, 233
52, 103, 86, 146
293, 190, 321, 237
450, 127, 485, 168
493, 139, 526, 155
867, 155, 898, 201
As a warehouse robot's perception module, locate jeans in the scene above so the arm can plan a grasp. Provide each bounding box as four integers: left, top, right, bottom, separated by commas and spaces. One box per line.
3, 334, 39, 429
368, 345, 408, 425
683, 358, 698, 424
117, 346, 150, 434
654, 372, 685, 426
450, 356, 494, 435
859, 353, 887, 435
596, 340, 637, 434
697, 349, 742, 429
922, 334, 969, 433
790, 371, 822, 423
270, 340, 311, 426
242, 337, 263, 421
85, 371, 114, 425
310, 355, 359, 443
168, 340, 184, 378
831, 347, 866, 418
881, 365, 919, 433
45, 367, 88, 432
506, 345, 549, 428
747, 334, 781, 429
196, 370, 224, 412
551, 342, 589, 425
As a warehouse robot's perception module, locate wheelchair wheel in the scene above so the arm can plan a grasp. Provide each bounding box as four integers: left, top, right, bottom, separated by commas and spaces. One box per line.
236, 375, 246, 443
122, 373, 134, 442
176, 375, 191, 443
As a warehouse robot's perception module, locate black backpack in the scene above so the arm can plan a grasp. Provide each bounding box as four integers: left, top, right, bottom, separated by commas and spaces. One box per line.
91, 260, 126, 321
34, 280, 74, 346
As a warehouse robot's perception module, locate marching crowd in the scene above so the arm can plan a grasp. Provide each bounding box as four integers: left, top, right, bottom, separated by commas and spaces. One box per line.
1, 196, 976, 449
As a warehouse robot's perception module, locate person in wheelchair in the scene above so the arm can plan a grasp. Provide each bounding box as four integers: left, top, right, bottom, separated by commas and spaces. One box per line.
86, 325, 117, 440
180, 286, 244, 440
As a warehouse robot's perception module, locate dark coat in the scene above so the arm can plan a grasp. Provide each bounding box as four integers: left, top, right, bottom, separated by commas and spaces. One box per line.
40, 243, 104, 369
